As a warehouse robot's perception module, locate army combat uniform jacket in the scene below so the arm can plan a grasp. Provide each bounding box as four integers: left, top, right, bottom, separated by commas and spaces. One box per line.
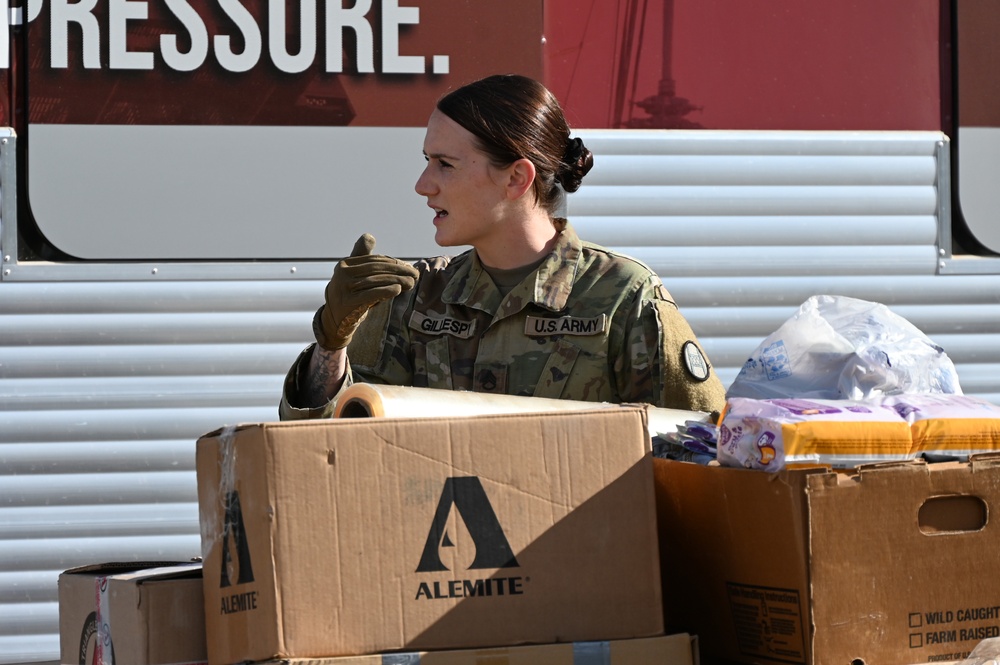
279, 223, 725, 420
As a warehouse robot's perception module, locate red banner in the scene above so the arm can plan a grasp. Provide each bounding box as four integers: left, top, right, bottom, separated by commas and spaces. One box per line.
22, 0, 543, 127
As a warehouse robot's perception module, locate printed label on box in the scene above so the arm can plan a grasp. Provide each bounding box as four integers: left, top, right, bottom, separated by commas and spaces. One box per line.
907, 604, 1000, 661
727, 583, 805, 664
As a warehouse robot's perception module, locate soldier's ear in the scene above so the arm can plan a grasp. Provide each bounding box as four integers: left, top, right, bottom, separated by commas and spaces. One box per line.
504, 158, 536, 201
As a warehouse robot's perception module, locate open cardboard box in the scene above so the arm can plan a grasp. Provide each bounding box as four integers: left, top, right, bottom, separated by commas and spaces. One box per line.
197, 408, 664, 664
58, 561, 207, 665
655, 454, 1000, 665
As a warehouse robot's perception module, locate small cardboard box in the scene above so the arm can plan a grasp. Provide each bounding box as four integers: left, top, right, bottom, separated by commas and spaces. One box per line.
197, 408, 663, 664
58, 561, 207, 665
255, 633, 696, 664
655, 454, 1000, 665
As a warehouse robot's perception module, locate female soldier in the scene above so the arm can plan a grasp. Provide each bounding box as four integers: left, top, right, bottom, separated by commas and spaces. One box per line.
279, 74, 725, 419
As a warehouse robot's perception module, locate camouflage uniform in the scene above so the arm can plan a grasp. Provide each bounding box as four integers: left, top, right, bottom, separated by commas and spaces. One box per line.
279, 223, 725, 420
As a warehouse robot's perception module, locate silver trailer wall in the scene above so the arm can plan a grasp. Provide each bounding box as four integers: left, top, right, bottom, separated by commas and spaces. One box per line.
2, 129, 999, 663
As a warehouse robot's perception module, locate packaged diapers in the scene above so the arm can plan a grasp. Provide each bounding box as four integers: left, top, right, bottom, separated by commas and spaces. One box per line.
718, 395, 1000, 471
884, 393, 1000, 459
718, 397, 912, 470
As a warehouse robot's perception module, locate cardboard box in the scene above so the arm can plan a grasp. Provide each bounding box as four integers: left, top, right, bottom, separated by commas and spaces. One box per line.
254, 633, 696, 664
58, 561, 207, 665
197, 408, 663, 664
655, 454, 1000, 665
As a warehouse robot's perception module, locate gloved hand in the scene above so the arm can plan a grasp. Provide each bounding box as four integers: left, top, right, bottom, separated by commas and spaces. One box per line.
313, 233, 419, 351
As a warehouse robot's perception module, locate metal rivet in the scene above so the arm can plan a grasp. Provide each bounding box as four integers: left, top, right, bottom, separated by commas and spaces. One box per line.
290, 266, 297, 274
151, 268, 158, 275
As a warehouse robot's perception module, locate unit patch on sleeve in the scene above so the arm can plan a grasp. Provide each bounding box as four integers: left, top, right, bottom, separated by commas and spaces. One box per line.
409, 311, 477, 338
682, 341, 711, 381
524, 314, 607, 336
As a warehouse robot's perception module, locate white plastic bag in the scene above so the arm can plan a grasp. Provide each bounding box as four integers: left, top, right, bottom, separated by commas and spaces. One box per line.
727, 295, 962, 400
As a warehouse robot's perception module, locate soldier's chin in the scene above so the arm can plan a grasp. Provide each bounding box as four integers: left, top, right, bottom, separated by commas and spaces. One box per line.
434, 227, 460, 248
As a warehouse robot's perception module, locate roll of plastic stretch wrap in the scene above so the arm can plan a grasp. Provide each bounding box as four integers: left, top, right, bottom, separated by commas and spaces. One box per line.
332, 383, 709, 436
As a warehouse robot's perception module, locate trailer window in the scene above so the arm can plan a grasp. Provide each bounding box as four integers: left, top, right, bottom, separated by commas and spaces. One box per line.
951, 0, 1000, 257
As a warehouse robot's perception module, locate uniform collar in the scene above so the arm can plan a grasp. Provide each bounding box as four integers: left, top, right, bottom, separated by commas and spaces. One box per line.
443, 221, 582, 315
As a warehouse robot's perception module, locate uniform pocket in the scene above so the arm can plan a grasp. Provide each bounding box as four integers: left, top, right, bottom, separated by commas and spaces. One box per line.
413, 337, 454, 390
532, 337, 611, 401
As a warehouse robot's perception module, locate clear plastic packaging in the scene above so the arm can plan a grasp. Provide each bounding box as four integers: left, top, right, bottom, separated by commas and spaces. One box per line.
728, 295, 962, 401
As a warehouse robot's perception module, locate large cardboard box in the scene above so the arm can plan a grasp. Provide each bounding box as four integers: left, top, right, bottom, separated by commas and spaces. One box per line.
254, 633, 696, 665
655, 454, 1000, 665
58, 561, 207, 665
197, 408, 663, 664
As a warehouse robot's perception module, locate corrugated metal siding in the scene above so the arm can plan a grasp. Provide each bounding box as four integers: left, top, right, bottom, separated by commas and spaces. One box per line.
567, 130, 1000, 406
0, 281, 319, 664
3, 130, 1000, 663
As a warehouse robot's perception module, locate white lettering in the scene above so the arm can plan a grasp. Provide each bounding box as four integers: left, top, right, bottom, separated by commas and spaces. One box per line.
50, 0, 101, 69
381, 0, 422, 74
270, 0, 316, 74
214, 0, 262, 73
33, 0, 443, 75
325, 0, 373, 73
27, 0, 43, 22
110, 0, 153, 70
161, 0, 209, 72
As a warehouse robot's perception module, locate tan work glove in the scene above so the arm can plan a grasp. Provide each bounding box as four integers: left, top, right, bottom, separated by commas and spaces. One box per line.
313, 233, 419, 351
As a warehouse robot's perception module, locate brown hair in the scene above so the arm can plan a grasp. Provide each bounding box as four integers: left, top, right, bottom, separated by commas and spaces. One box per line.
437, 74, 594, 217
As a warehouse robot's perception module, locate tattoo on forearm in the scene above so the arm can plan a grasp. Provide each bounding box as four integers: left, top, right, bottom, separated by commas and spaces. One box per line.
304, 360, 333, 405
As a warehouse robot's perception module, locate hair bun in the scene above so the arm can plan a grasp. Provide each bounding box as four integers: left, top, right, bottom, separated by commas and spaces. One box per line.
558, 137, 594, 193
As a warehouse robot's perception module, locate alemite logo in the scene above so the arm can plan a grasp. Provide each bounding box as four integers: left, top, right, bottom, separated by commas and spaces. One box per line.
414, 477, 525, 600
218, 490, 259, 616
